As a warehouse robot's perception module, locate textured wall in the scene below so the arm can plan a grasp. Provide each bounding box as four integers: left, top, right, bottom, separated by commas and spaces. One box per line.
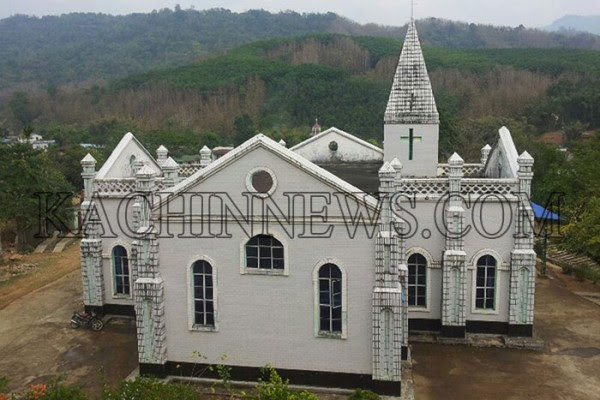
292, 130, 383, 163
383, 124, 439, 176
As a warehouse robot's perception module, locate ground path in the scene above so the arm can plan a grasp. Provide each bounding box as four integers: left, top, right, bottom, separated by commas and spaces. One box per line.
412, 263, 600, 400
0, 244, 137, 397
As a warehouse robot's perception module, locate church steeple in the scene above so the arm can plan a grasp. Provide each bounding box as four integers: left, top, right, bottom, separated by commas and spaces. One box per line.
384, 20, 438, 124
383, 19, 439, 177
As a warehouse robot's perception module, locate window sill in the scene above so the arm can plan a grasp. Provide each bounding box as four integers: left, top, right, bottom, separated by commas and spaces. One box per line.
241, 268, 287, 276
408, 306, 430, 313
190, 324, 218, 332
471, 308, 499, 315
112, 294, 133, 300
316, 331, 345, 339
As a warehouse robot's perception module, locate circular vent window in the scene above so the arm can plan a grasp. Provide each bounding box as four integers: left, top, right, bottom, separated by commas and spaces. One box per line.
246, 167, 277, 196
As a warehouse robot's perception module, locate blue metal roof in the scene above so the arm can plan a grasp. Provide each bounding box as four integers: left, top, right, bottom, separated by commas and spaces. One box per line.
531, 201, 561, 221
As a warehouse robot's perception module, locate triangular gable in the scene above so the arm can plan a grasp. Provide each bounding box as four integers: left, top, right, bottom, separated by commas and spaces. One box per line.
484, 126, 520, 178
96, 132, 162, 179
290, 127, 383, 163
157, 134, 378, 210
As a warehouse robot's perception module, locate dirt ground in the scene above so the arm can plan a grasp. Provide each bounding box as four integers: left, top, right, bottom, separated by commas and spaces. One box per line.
1, 245, 599, 399
412, 263, 600, 400
0, 244, 138, 397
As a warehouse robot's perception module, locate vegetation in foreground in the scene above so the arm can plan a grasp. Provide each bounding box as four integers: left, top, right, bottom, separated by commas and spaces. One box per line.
0, 368, 380, 400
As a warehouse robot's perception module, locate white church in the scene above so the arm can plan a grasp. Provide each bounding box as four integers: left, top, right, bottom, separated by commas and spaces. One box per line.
79, 20, 536, 395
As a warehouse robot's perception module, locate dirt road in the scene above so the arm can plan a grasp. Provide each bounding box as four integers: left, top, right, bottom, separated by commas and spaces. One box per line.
412, 266, 600, 400
0, 245, 137, 397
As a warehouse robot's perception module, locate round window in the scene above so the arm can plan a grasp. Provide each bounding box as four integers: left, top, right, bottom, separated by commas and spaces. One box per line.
251, 170, 274, 193
329, 141, 338, 151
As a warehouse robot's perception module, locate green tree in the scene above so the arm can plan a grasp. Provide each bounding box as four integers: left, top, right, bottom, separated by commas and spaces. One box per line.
234, 114, 256, 146
0, 144, 72, 248
8, 91, 37, 128
200, 130, 222, 148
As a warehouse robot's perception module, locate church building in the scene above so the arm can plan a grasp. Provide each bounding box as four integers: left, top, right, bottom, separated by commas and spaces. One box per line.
79, 19, 536, 396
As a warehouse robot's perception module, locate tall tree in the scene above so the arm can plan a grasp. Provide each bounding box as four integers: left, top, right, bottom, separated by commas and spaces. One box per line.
8, 91, 37, 128
233, 114, 257, 146
0, 144, 72, 248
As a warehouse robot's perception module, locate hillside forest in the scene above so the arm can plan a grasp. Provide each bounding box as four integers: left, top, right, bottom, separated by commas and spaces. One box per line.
0, 10, 598, 263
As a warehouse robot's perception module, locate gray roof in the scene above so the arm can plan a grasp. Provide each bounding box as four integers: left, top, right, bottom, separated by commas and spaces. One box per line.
384, 20, 439, 124
317, 162, 382, 195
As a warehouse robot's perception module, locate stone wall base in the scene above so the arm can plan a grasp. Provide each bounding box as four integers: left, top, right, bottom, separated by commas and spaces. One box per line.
410, 319, 533, 337
440, 325, 466, 338
508, 324, 533, 337
85, 304, 135, 317
141, 361, 402, 396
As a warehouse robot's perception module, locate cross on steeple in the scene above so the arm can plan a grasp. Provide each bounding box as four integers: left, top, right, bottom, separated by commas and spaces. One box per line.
411, 0, 417, 20
399, 128, 422, 161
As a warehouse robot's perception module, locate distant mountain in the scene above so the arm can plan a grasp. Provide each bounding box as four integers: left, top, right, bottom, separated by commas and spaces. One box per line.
545, 15, 600, 35
1, 8, 600, 88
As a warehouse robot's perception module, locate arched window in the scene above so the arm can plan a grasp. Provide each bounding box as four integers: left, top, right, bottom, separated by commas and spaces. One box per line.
407, 253, 427, 307
193, 260, 214, 327
318, 263, 342, 333
476, 255, 497, 310
245, 234, 284, 270
112, 245, 130, 296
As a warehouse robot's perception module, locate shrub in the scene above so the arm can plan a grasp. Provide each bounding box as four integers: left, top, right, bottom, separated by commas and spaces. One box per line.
32, 380, 87, 400
102, 377, 200, 400
559, 262, 573, 275
253, 367, 318, 400
348, 389, 380, 400
573, 264, 591, 281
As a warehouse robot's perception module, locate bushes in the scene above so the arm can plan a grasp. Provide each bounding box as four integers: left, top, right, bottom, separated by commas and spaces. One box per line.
1, 370, 382, 400
348, 389, 380, 400
559, 262, 600, 284
253, 368, 317, 400
102, 377, 200, 400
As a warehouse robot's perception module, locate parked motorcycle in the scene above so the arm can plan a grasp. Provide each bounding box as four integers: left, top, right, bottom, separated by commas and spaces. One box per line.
70, 311, 104, 331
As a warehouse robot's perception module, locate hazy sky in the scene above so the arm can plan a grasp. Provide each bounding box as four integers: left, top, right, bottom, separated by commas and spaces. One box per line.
0, 0, 598, 27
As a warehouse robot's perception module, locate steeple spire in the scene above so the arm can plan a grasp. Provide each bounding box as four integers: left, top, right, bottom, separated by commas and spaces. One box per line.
384, 20, 438, 125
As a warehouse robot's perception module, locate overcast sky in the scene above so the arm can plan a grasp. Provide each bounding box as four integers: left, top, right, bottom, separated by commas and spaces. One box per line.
0, 0, 598, 27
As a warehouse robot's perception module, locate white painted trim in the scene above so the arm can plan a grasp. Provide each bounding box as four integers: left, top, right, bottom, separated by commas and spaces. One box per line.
187, 255, 219, 332
312, 258, 348, 339
468, 248, 509, 271
239, 231, 289, 276
96, 132, 161, 179
156, 134, 378, 211
109, 241, 133, 299
406, 247, 433, 313
245, 166, 278, 198
469, 251, 502, 315
290, 126, 383, 154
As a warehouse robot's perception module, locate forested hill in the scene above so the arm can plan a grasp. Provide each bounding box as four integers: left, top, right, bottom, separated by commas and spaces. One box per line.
1, 7, 600, 88
8, 34, 597, 164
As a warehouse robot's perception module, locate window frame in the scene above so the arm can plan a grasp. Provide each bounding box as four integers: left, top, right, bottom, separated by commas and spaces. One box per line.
470, 251, 501, 315
111, 244, 131, 299
245, 166, 277, 198
312, 258, 347, 339
187, 255, 218, 332
240, 233, 288, 276
407, 253, 427, 309
406, 248, 433, 313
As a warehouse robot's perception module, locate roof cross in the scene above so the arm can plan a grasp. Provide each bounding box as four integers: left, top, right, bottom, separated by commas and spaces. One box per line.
400, 128, 422, 161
